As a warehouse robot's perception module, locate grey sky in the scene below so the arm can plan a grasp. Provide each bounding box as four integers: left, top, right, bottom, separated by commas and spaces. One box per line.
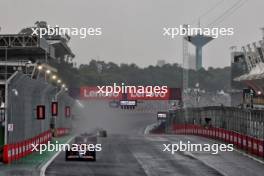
0, 0, 263, 68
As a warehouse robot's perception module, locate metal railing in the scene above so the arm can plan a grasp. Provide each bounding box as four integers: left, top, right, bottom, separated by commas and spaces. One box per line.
166, 106, 264, 139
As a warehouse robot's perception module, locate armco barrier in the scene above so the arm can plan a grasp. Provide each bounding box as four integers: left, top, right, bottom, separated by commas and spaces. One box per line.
171, 124, 264, 159
3, 130, 52, 164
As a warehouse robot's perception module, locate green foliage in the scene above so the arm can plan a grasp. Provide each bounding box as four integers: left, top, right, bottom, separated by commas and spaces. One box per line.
58, 60, 231, 91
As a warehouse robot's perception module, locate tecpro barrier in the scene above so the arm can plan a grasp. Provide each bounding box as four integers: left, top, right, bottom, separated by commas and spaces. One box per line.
171, 124, 264, 158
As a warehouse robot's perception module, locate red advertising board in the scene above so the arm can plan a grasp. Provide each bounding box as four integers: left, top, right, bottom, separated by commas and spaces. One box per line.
36, 105, 45, 120
80, 86, 121, 99
51, 102, 58, 116
80, 86, 181, 100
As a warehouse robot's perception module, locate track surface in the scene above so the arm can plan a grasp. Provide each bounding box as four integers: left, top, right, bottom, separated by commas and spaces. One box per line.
45, 107, 264, 176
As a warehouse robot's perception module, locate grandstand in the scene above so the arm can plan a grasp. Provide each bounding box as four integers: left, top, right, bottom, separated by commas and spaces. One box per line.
0, 21, 75, 163
232, 29, 264, 109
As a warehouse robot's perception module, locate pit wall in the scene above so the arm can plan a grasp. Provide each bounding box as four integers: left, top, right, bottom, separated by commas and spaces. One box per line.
156, 106, 264, 159
170, 124, 264, 158
2, 72, 73, 164
2, 128, 70, 164
167, 107, 264, 139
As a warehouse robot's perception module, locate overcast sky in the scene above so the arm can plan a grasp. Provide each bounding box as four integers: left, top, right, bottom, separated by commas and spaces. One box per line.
0, 0, 263, 68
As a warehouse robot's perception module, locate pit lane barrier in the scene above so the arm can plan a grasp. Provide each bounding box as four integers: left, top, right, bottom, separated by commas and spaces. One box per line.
2, 128, 70, 164
170, 124, 263, 158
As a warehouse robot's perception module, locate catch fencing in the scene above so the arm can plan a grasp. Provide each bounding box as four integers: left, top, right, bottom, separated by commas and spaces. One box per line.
165, 106, 264, 158
53, 91, 74, 136
2, 72, 73, 163
167, 106, 264, 139
6, 72, 56, 143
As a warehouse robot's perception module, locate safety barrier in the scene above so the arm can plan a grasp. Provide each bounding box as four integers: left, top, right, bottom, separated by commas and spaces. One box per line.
7, 73, 55, 144
171, 124, 264, 158
0, 146, 3, 161
54, 128, 70, 137
2, 130, 52, 164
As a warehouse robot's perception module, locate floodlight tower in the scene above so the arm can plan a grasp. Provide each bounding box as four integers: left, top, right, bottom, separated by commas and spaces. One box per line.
185, 34, 213, 70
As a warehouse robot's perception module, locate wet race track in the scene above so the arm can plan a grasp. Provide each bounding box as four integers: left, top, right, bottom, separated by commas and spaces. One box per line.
45, 103, 264, 176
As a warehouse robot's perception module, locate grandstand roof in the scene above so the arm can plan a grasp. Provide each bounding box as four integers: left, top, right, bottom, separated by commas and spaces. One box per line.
0, 34, 55, 59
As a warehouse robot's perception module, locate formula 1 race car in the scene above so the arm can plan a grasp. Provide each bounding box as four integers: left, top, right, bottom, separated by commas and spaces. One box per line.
65, 133, 97, 161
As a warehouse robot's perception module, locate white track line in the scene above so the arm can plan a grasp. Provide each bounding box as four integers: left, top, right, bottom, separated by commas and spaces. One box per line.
233, 148, 264, 164
144, 123, 158, 135
40, 136, 75, 176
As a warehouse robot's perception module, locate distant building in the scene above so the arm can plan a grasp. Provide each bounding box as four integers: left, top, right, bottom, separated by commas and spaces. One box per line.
231, 51, 248, 89
183, 54, 196, 70
230, 51, 248, 106
156, 60, 166, 67
231, 30, 264, 109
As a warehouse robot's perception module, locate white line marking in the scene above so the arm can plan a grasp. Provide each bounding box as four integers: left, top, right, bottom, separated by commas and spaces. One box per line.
144, 123, 157, 135
183, 151, 229, 176
233, 148, 264, 164
39, 136, 75, 176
